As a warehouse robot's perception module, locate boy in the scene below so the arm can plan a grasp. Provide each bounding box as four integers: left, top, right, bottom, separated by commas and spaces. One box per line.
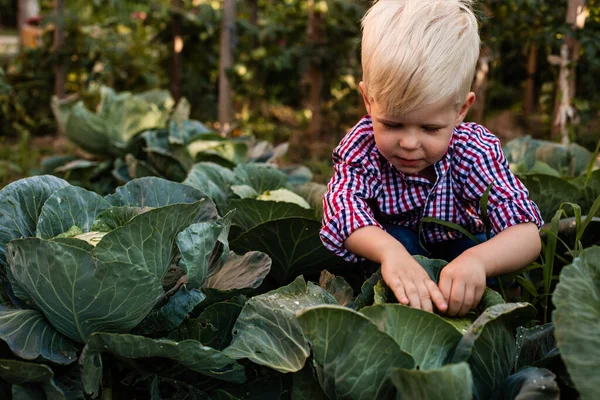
320, 0, 543, 317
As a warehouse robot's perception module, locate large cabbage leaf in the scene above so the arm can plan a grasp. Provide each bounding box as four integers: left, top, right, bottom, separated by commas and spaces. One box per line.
450, 303, 537, 400
296, 304, 415, 399
552, 246, 600, 400
224, 276, 337, 373
61, 86, 174, 156
0, 307, 78, 365
0, 176, 69, 270
8, 238, 164, 343
36, 186, 111, 239
231, 217, 339, 284
361, 304, 463, 370
391, 362, 473, 400
0, 359, 66, 400
81, 332, 246, 397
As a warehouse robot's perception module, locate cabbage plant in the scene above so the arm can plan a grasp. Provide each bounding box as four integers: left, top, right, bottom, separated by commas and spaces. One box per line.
0, 176, 273, 398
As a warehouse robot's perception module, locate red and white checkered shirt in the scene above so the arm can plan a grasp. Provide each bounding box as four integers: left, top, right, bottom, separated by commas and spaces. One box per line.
321, 116, 544, 262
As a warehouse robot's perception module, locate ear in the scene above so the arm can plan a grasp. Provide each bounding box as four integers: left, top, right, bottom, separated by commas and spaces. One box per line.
455, 92, 476, 126
359, 81, 372, 114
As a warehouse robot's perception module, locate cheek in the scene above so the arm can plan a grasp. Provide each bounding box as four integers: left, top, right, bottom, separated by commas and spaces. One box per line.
423, 136, 451, 157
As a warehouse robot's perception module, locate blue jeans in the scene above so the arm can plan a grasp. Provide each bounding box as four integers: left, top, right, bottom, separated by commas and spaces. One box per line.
362, 224, 493, 280
383, 223, 490, 261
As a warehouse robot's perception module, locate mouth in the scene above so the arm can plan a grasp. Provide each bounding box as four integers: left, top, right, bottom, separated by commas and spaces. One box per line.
396, 157, 420, 167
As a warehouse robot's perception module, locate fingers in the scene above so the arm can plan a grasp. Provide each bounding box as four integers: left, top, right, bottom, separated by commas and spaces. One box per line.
474, 285, 485, 306
390, 281, 409, 305
447, 282, 465, 317
458, 286, 475, 317
438, 274, 453, 314
404, 282, 421, 310
426, 279, 448, 312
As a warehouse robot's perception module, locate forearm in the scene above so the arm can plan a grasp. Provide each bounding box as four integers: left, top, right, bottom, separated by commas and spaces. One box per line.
344, 225, 413, 264
462, 222, 541, 276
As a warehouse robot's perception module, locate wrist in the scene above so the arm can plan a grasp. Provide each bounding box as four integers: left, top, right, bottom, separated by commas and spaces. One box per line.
460, 247, 494, 276
379, 245, 413, 265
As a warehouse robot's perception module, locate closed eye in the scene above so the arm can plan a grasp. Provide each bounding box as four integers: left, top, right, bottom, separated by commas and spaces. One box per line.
423, 126, 441, 133
381, 122, 403, 130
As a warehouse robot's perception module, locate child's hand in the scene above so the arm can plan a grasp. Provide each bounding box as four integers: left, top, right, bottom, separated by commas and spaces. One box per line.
381, 249, 448, 313
438, 252, 487, 317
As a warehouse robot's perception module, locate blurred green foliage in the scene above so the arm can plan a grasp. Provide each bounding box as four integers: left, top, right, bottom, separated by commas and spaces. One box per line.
0, 0, 599, 152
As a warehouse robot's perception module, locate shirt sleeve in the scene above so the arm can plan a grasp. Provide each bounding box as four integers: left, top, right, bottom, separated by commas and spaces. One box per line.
320, 126, 383, 263
458, 127, 544, 233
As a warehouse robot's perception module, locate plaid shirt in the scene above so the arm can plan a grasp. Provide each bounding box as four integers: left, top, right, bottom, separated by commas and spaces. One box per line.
321, 116, 543, 262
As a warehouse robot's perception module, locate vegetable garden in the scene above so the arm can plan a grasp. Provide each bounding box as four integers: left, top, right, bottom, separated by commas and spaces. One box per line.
1, 0, 600, 399
0, 85, 598, 399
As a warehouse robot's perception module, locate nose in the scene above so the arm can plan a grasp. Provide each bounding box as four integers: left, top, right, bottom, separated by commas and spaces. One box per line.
398, 130, 419, 150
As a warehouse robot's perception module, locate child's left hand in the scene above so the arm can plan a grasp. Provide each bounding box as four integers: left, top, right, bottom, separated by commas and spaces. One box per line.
437, 252, 487, 316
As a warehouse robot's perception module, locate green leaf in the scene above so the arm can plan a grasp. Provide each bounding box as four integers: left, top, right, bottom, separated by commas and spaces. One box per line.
190, 140, 249, 166
489, 367, 559, 400
292, 183, 326, 219
168, 302, 242, 351
0, 176, 69, 269
36, 186, 111, 239
224, 276, 337, 373
0, 307, 78, 365
124, 153, 163, 179
515, 323, 557, 370
226, 199, 316, 233
133, 287, 206, 336
231, 184, 259, 199
90, 206, 151, 232
297, 305, 414, 399
318, 270, 354, 307
184, 162, 235, 212
373, 280, 389, 304
0, 359, 65, 400
354, 270, 383, 309
451, 303, 537, 400
552, 246, 600, 400
517, 174, 583, 222
291, 365, 328, 400
81, 332, 246, 397
94, 202, 206, 281
361, 304, 463, 369
169, 119, 213, 145
230, 217, 338, 284
145, 149, 189, 182
64, 86, 174, 157
256, 189, 311, 209
176, 213, 234, 289
8, 238, 164, 343
204, 251, 271, 291
391, 362, 473, 400
233, 163, 289, 193
105, 177, 218, 222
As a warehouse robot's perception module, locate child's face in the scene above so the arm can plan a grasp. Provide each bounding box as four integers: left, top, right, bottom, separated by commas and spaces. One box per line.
361, 86, 475, 179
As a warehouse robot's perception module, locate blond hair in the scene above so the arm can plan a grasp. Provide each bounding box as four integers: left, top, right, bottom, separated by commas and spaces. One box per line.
361, 0, 480, 116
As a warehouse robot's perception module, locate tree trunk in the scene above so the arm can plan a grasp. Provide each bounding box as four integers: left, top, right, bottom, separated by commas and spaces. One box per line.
551, 0, 586, 143
249, 0, 258, 49
218, 0, 235, 136
290, 0, 325, 159
170, 0, 183, 103
523, 43, 537, 119
53, 0, 66, 112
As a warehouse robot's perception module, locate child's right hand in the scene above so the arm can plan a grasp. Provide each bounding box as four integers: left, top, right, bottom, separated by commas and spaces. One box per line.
380, 249, 448, 313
